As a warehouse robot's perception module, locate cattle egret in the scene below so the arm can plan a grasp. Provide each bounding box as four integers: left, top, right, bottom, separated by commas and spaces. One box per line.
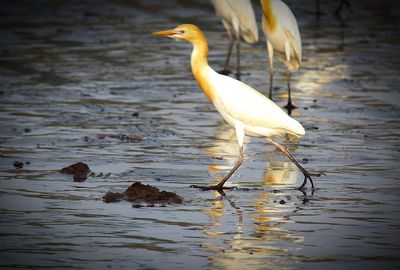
210, 0, 258, 80
153, 24, 321, 191
261, 0, 301, 113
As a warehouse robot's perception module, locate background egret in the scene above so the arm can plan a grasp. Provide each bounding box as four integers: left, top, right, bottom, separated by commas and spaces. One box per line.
261, 0, 301, 114
210, 0, 258, 80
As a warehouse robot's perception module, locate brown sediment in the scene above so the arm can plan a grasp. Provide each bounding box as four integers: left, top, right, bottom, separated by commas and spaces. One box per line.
96, 133, 144, 142
103, 181, 183, 206
60, 162, 90, 182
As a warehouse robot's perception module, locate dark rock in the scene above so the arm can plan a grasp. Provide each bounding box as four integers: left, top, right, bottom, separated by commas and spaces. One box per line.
103, 192, 124, 203
96, 134, 107, 140
60, 162, 90, 182
13, 161, 24, 169
302, 158, 309, 164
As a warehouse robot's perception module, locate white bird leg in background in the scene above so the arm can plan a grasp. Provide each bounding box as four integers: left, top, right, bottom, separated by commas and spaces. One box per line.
267, 40, 274, 99
153, 24, 322, 192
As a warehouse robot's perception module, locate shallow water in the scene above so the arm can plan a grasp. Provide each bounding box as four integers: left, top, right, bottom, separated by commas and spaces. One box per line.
1, 0, 400, 269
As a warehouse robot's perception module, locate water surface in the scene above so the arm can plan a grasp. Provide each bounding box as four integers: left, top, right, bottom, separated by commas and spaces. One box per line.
0, 0, 400, 269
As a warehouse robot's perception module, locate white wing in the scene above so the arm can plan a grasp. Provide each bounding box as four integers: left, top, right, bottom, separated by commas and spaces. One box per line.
211, 72, 305, 136
273, 0, 302, 64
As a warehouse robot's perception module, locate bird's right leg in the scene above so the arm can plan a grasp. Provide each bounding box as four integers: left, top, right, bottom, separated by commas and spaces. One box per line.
267, 40, 274, 100
266, 138, 324, 190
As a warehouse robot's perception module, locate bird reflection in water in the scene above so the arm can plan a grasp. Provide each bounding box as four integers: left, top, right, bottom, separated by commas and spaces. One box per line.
198, 124, 310, 269
200, 175, 305, 270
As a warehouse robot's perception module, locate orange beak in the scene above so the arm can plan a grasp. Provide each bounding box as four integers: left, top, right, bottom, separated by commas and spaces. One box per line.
152, 29, 179, 38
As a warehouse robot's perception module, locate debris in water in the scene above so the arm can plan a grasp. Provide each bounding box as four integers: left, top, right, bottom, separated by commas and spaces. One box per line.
60, 162, 90, 182
13, 161, 24, 169
103, 181, 183, 206
96, 133, 144, 142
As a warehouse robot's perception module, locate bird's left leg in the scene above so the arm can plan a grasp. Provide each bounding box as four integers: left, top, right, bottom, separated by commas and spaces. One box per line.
283, 42, 296, 114
266, 138, 323, 190
191, 126, 245, 192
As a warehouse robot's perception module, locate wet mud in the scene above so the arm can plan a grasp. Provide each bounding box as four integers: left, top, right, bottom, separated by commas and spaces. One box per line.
60, 162, 90, 182
103, 181, 183, 206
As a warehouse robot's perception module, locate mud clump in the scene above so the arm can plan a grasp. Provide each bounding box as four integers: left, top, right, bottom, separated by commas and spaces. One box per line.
60, 162, 90, 182
103, 181, 183, 206
96, 133, 144, 142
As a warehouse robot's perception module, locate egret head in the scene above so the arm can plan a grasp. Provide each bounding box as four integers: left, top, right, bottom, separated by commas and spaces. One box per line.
152, 24, 205, 43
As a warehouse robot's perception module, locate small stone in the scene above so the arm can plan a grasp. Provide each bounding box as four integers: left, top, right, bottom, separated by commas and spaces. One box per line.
60, 162, 90, 182
13, 161, 24, 169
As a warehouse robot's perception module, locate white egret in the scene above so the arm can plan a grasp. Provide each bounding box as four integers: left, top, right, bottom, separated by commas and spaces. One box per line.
260, 0, 301, 113
153, 24, 321, 191
210, 0, 258, 80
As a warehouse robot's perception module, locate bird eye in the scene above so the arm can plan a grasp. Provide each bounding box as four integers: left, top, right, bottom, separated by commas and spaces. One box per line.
179, 30, 185, 34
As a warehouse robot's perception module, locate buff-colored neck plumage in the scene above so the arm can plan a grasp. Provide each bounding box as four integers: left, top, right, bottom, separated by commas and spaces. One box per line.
261, 0, 276, 33
189, 32, 216, 103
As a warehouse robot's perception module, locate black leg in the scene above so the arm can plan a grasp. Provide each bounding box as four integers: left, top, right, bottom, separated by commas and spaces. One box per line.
191, 147, 244, 192
219, 38, 234, 76
284, 70, 296, 115
266, 138, 324, 190
235, 33, 241, 80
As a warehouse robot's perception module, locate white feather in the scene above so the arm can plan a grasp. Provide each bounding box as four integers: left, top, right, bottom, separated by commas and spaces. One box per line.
205, 67, 305, 137
262, 0, 302, 70
211, 0, 258, 43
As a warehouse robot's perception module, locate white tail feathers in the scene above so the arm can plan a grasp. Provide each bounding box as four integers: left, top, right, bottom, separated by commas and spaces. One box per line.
286, 118, 305, 137
242, 30, 258, 44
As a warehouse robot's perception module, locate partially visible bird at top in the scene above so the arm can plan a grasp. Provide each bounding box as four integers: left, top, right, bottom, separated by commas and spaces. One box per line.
261, 0, 301, 115
210, 0, 258, 80
152, 24, 322, 192
315, 0, 351, 20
